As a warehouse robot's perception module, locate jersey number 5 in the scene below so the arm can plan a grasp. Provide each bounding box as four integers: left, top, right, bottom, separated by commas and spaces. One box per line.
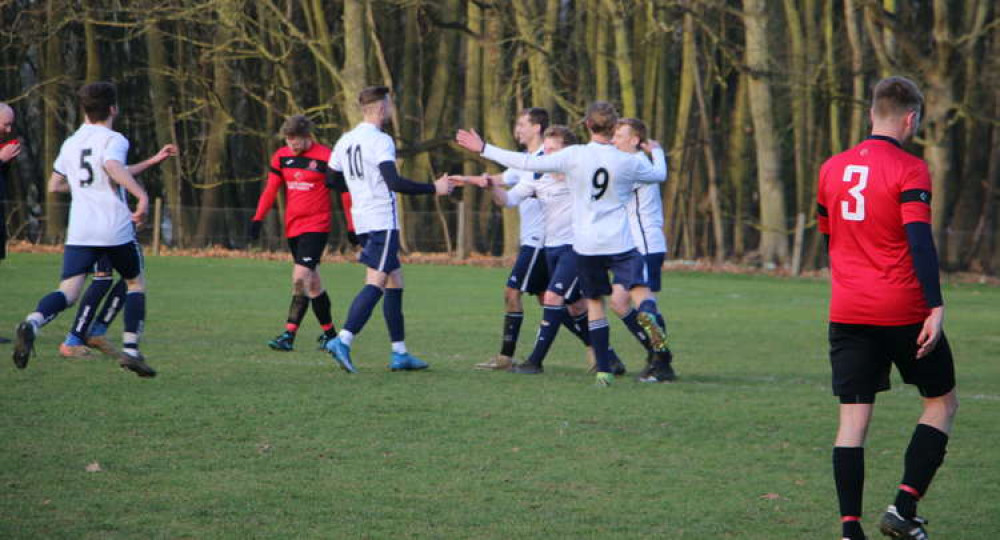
840, 165, 868, 221
346, 144, 364, 179
79, 149, 95, 188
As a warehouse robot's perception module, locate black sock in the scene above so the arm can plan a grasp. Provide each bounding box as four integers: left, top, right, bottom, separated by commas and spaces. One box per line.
895, 424, 949, 519
833, 447, 865, 536
286, 294, 309, 330
500, 312, 523, 357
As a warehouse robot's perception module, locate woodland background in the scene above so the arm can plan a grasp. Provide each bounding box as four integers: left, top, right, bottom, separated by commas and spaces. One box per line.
1, 0, 998, 273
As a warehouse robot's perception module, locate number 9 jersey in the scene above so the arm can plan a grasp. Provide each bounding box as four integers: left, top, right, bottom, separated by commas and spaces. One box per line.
817, 136, 933, 325
52, 124, 134, 246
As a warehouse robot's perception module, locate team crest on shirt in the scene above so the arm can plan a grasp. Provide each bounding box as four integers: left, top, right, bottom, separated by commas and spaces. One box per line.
308, 160, 318, 170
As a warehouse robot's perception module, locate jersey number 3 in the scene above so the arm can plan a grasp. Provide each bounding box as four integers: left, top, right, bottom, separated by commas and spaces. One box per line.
840, 165, 868, 221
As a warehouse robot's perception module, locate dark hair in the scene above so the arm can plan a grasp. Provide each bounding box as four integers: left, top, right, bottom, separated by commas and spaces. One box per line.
584, 101, 618, 137
872, 76, 923, 119
520, 107, 550, 134
359, 86, 391, 106
616, 118, 647, 149
78, 82, 117, 122
543, 125, 577, 146
280, 115, 314, 138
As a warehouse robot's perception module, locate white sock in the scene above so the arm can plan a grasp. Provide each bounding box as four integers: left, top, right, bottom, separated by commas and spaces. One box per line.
391, 342, 407, 354
26, 313, 44, 330
338, 330, 355, 346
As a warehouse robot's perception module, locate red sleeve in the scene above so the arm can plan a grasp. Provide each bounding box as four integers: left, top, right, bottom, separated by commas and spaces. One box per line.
252, 152, 285, 222
816, 165, 830, 234
900, 162, 932, 225
340, 192, 354, 232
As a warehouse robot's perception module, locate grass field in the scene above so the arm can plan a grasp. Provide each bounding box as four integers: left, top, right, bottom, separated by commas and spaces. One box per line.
1, 252, 998, 539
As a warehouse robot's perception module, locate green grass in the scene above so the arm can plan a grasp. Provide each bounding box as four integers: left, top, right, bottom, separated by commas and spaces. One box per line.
1, 253, 998, 539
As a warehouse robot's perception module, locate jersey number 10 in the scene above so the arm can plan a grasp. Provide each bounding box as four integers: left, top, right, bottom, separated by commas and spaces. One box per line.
346, 144, 364, 179
841, 165, 868, 221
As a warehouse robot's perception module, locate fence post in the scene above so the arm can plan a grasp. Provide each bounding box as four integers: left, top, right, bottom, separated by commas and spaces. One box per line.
456, 200, 466, 260
152, 197, 162, 256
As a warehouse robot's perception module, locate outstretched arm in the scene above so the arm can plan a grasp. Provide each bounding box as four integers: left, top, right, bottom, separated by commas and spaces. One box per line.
455, 129, 570, 174
128, 144, 178, 176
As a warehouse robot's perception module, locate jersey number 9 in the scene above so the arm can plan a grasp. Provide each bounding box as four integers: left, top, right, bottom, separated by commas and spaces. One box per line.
591, 168, 610, 201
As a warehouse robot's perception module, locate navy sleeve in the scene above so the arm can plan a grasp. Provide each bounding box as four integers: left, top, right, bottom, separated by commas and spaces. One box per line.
378, 161, 435, 195
325, 169, 348, 194
904, 222, 943, 308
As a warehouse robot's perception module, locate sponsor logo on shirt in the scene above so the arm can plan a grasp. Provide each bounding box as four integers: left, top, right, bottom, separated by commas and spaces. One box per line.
287, 181, 315, 191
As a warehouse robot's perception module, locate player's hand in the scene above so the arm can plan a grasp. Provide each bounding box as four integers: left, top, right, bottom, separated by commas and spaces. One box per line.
455, 129, 486, 154
346, 231, 360, 246
153, 144, 178, 163
248, 220, 262, 241
916, 305, 944, 359
0, 140, 21, 163
132, 197, 149, 227
434, 174, 454, 196
640, 139, 662, 152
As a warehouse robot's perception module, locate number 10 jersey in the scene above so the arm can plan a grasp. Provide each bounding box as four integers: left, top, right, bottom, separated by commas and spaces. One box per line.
53, 124, 134, 246
329, 122, 399, 235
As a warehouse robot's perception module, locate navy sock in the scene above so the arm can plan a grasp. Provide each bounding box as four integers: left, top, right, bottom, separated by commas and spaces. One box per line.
638, 299, 657, 314
560, 310, 590, 346
525, 305, 565, 366
286, 294, 309, 329
70, 277, 113, 341
833, 447, 865, 537
500, 312, 523, 357
895, 424, 949, 519
621, 308, 654, 353
123, 291, 145, 350
35, 291, 69, 326
383, 288, 405, 342
344, 284, 383, 335
655, 312, 666, 332
96, 279, 127, 329
311, 290, 335, 330
588, 319, 611, 373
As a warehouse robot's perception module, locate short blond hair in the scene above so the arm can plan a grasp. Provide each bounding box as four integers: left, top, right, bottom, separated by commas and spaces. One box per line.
584, 101, 619, 137
872, 76, 923, 120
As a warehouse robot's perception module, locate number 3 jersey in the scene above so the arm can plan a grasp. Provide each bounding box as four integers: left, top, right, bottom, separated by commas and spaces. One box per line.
817, 136, 932, 325
483, 142, 665, 256
329, 122, 399, 235
52, 124, 134, 246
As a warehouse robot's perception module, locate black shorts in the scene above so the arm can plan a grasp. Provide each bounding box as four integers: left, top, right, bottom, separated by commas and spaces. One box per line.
576, 249, 648, 299
287, 232, 328, 270
62, 242, 144, 281
829, 322, 956, 401
507, 245, 548, 295
358, 229, 400, 273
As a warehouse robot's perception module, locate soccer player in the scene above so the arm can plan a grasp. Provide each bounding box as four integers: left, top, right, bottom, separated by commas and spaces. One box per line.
12, 82, 156, 378
818, 77, 957, 540
612, 118, 676, 382
457, 101, 673, 386
323, 85, 454, 373
474, 108, 549, 371
0, 102, 21, 344
58, 144, 178, 359
249, 115, 352, 352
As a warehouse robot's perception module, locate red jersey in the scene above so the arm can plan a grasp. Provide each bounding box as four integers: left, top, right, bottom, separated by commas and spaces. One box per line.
817, 137, 932, 326
253, 142, 345, 238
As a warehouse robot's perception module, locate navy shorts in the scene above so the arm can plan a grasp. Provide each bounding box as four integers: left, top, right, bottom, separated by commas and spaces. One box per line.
94, 254, 113, 275
287, 231, 328, 270
507, 244, 548, 295
62, 242, 144, 281
829, 322, 956, 401
358, 229, 401, 273
544, 245, 581, 304
644, 252, 665, 292
576, 249, 648, 299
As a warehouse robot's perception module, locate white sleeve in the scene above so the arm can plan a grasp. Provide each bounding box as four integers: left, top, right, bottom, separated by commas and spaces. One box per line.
374, 134, 396, 164
634, 147, 666, 184
502, 169, 520, 187
103, 134, 130, 165
504, 179, 536, 207
52, 143, 69, 176
329, 139, 344, 172
482, 144, 573, 174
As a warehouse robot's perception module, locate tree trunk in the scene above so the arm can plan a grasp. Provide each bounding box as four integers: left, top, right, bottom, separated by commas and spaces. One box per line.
145, 18, 183, 246
824, 0, 843, 154
603, 0, 637, 117
43, 0, 64, 242
744, 0, 789, 265
513, 0, 556, 112
843, 0, 865, 146
342, 0, 366, 126
664, 8, 695, 253
726, 72, 750, 258
459, 0, 484, 258
483, 10, 519, 258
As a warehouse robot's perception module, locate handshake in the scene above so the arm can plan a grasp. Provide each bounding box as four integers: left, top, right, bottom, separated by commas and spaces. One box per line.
437, 173, 494, 190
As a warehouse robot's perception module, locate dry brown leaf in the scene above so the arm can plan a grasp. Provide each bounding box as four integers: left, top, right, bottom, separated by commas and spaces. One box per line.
85, 461, 102, 473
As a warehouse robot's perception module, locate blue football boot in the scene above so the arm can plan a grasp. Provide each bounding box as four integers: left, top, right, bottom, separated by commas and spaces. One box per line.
389, 352, 428, 371
268, 331, 295, 352
325, 337, 357, 373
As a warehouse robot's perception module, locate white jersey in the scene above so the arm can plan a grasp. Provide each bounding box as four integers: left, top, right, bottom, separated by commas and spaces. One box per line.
501, 147, 545, 248
52, 124, 134, 246
627, 172, 668, 255
330, 122, 399, 234
505, 173, 573, 247
483, 141, 666, 255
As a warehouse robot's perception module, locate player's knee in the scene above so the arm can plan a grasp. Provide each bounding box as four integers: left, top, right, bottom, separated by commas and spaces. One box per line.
503, 288, 521, 311
292, 277, 308, 295
609, 295, 630, 316
125, 278, 145, 293
542, 291, 564, 306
